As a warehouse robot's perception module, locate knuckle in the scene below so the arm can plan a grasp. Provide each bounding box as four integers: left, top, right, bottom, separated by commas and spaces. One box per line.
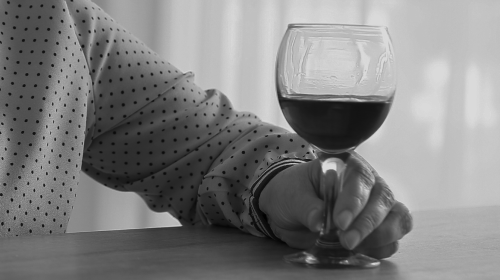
378, 184, 396, 210
350, 194, 365, 210
344, 165, 375, 195
359, 170, 376, 191
353, 164, 376, 187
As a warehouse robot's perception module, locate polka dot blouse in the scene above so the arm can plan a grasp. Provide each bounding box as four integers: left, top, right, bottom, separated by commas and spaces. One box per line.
0, 0, 314, 238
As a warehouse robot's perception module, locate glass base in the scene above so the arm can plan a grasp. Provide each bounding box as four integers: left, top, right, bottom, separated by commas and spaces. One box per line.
284, 244, 380, 269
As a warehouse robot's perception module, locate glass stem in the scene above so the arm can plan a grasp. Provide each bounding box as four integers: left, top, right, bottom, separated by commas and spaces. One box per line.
316, 152, 347, 249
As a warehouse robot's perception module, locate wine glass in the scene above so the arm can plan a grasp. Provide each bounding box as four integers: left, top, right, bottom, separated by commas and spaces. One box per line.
276, 24, 396, 268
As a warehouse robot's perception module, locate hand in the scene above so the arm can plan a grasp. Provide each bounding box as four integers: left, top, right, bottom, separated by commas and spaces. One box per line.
258, 153, 413, 259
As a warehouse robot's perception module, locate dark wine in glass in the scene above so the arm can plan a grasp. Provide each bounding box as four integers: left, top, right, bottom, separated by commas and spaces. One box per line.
276, 24, 396, 268
279, 95, 393, 152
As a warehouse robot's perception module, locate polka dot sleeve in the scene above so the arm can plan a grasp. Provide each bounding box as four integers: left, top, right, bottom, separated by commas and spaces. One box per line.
0, 0, 315, 238
0, 0, 89, 236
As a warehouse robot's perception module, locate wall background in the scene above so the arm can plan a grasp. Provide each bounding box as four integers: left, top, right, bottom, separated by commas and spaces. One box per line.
67, 0, 500, 233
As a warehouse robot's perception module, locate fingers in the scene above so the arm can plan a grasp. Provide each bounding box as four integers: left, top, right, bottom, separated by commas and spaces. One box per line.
338, 175, 396, 250
272, 201, 412, 256
357, 202, 413, 249
353, 202, 413, 259
333, 155, 376, 231
355, 241, 399, 260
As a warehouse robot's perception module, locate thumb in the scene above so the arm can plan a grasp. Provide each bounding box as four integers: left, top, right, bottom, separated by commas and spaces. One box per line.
301, 199, 324, 233
295, 160, 325, 233
288, 182, 324, 233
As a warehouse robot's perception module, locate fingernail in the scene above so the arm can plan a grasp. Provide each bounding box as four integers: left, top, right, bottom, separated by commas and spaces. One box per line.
342, 230, 361, 250
337, 210, 353, 231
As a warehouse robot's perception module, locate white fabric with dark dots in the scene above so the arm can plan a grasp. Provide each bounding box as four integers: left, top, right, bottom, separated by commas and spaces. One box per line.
0, 0, 314, 238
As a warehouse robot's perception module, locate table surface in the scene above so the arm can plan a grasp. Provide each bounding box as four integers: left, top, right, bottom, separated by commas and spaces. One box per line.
1, 205, 499, 280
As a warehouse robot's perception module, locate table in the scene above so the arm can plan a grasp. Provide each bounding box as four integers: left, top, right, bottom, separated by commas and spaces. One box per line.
1, 206, 499, 279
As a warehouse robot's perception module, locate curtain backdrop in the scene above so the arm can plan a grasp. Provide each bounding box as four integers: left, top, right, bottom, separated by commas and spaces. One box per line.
67, 0, 500, 232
